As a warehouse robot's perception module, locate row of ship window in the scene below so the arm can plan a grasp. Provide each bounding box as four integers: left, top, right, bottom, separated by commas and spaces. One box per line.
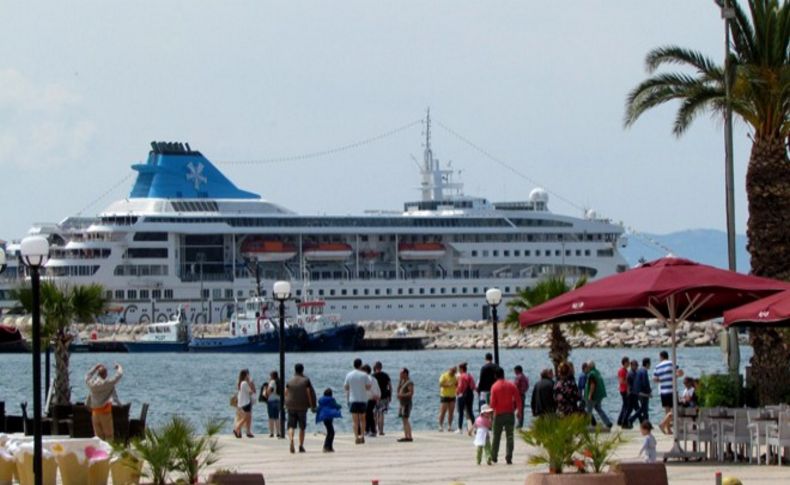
108, 285, 519, 302
330, 302, 480, 311
470, 248, 593, 258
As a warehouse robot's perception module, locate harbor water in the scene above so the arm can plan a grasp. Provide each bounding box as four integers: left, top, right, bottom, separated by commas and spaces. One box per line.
0, 346, 751, 433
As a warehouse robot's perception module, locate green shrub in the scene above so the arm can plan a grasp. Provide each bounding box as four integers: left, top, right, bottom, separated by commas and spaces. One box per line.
697, 374, 739, 408
519, 414, 588, 473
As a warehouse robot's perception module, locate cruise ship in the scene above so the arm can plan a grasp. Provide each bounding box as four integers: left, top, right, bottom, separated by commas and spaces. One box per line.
0, 115, 629, 324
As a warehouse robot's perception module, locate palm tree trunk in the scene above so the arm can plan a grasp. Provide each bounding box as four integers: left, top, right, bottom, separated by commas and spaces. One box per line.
548, 322, 571, 375
745, 135, 790, 404
53, 332, 73, 406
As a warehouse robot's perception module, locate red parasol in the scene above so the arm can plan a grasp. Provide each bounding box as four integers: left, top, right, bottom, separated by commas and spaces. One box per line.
723, 289, 790, 327
517, 256, 789, 460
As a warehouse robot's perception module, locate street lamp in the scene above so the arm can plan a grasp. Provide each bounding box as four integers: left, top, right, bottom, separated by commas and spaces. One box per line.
20, 235, 49, 485
485, 288, 502, 366
273, 280, 291, 439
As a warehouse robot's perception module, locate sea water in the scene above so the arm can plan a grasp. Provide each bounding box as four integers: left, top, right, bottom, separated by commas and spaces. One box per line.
0, 346, 751, 433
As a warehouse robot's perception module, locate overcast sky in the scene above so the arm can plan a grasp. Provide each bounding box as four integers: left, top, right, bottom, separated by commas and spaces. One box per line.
0, 1, 753, 241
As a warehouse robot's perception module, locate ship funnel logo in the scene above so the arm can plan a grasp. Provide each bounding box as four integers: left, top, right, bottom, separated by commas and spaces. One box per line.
186, 162, 207, 190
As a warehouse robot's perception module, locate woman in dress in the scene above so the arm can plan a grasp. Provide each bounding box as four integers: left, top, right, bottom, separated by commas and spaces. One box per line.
233, 368, 256, 438
264, 370, 281, 437
553, 361, 581, 417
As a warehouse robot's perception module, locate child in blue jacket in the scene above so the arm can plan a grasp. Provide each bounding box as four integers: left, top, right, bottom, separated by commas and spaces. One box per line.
316, 388, 342, 452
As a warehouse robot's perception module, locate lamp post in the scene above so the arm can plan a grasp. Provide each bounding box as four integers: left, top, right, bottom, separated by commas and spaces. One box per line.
715, 0, 741, 376
273, 280, 291, 440
21, 235, 50, 485
485, 288, 502, 366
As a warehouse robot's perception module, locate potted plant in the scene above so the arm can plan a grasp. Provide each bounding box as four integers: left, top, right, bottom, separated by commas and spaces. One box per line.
131, 424, 176, 485
110, 441, 143, 485
521, 415, 626, 485
168, 417, 224, 485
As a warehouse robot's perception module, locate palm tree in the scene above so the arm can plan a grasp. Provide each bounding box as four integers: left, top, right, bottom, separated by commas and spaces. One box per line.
14, 282, 107, 406
505, 276, 593, 374
624, 0, 790, 404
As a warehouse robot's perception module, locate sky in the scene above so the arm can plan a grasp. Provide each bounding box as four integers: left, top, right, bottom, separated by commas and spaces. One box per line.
0, 1, 754, 241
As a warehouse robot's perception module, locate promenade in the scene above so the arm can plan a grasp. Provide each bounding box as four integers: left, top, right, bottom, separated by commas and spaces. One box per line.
209, 428, 790, 484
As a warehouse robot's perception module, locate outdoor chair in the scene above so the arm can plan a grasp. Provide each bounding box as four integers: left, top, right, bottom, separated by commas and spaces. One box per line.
747, 409, 771, 464
128, 402, 149, 440
68, 405, 94, 438
720, 408, 750, 462
675, 407, 698, 450
766, 411, 790, 465
50, 404, 73, 435
21, 402, 51, 436
112, 403, 131, 444
682, 407, 715, 459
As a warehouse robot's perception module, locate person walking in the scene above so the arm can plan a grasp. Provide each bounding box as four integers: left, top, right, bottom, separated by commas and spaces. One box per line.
396, 367, 414, 442
316, 388, 342, 453
654, 350, 683, 434
85, 362, 123, 441
284, 363, 316, 453
577, 362, 596, 426
584, 361, 613, 429
616, 356, 631, 428
553, 362, 581, 417
477, 353, 497, 410
456, 362, 477, 435
372, 361, 392, 436
623, 359, 639, 428
512, 365, 529, 428
438, 366, 457, 432
344, 358, 371, 444
362, 364, 381, 437
628, 358, 652, 427
489, 367, 522, 465
530, 368, 556, 417
263, 370, 281, 438
473, 405, 494, 465
232, 368, 256, 438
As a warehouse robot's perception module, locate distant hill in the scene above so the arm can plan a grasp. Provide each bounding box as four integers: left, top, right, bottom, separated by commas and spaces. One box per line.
620, 229, 750, 273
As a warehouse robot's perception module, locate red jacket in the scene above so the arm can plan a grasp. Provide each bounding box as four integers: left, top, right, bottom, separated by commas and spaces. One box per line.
490, 378, 523, 416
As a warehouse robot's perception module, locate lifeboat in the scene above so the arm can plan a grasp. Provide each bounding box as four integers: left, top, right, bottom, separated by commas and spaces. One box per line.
304, 243, 353, 261
241, 238, 297, 262
398, 242, 446, 260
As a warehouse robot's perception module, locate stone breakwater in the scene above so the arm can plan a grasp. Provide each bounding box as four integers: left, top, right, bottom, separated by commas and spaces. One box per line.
1, 316, 746, 349
360, 318, 748, 349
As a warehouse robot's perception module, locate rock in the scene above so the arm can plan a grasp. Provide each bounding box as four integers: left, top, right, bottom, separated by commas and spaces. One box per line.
620, 321, 634, 332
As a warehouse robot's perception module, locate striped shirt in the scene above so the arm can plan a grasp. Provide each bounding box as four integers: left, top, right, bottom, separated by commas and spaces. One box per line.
653, 360, 677, 396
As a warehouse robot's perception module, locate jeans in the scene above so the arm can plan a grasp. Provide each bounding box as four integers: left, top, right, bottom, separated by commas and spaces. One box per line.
365, 400, 376, 434
517, 393, 526, 428
616, 392, 630, 426
585, 399, 613, 428
629, 396, 650, 426
491, 413, 515, 462
323, 419, 334, 450
457, 392, 474, 430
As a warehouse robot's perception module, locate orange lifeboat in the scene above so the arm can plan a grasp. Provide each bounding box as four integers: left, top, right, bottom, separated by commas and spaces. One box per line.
241, 238, 297, 262
304, 243, 353, 261
398, 242, 446, 260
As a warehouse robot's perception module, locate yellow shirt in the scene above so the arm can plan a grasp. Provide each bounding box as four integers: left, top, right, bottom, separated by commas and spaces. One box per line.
439, 371, 457, 398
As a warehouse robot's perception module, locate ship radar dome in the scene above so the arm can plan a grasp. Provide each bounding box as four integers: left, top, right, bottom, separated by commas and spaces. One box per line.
529, 188, 549, 204
585, 209, 598, 220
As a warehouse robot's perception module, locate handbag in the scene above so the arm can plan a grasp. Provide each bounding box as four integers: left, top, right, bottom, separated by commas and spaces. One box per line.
230, 394, 238, 408
258, 385, 268, 403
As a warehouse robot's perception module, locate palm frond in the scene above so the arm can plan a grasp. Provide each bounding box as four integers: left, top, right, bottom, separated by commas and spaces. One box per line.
674, 86, 726, 135
645, 46, 721, 76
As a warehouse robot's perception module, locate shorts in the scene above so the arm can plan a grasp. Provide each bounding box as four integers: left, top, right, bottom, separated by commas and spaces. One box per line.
661, 394, 674, 409
240, 403, 252, 413
440, 396, 456, 404
267, 400, 280, 419
375, 398, 389, 414
398, 400, 412, 419
287, 410, 307, 430
349, 401, 367, 414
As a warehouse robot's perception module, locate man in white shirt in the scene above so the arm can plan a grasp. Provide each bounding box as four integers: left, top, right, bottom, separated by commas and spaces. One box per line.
344, 358, 372, 444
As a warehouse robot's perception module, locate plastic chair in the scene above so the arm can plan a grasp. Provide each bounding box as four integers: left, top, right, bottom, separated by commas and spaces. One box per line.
766, 411, 790, 465
720, 408, 750, 461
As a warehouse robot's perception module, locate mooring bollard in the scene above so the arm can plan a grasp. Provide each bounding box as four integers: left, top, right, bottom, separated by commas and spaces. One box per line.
715, 471, 722, 485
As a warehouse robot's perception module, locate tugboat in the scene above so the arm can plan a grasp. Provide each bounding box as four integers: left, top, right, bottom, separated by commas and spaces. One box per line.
292, 299, 364, 352
188, 297, 306, 353
123, 307, 190, 352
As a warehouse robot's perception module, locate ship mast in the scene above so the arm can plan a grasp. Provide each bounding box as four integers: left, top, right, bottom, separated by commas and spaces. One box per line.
421, 109, 434, 201
419, 108, 462, 202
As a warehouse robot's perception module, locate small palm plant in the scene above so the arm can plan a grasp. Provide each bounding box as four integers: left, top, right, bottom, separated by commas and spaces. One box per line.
579, 425, 624, 473
132, 425, 174, 485
168, 417, 224, 485
520, 413, 588, 474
